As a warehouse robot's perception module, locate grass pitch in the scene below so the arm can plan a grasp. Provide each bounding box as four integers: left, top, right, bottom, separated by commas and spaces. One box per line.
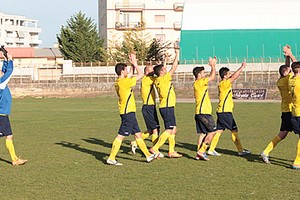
0, 97, 299, 199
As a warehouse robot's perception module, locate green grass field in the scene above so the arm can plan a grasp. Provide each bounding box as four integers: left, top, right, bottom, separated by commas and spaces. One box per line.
1, 97, 299, 199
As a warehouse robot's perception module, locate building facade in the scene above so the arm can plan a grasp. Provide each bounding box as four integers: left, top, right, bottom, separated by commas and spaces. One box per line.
98, 0, 184, 48
0, 12, 42, 48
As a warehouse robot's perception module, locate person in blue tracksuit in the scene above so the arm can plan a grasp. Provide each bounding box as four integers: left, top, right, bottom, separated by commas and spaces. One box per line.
0, 52, 27, 166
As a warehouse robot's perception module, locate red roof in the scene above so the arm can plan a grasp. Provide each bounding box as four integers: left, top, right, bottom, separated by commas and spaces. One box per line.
5, 47, 35, 58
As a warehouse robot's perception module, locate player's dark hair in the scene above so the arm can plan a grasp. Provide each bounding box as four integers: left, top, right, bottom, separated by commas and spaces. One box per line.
154, 64, 164, 76
219, 67, 230, 79
193, 66, 205, 79
279, 65, 289, 77
144, 66, 155, 77
292, 61, 300, 74
115, 63, 127, 76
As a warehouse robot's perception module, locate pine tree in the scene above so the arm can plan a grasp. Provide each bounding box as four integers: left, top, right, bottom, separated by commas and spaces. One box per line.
57, 11, 105, 62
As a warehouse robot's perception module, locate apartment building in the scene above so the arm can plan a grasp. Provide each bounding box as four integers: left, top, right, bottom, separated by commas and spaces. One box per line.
0, 12, 42, 48
98, 0, 184, 48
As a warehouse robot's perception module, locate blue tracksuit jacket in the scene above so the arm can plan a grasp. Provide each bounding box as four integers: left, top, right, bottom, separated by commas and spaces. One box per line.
0, 60, 13, 115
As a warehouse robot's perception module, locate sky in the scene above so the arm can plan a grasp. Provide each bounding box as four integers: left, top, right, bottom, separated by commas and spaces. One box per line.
1, 0, 98, 48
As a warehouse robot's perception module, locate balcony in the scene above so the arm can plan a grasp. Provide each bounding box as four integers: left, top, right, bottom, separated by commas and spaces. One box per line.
29, 38, 42, 45
115, 3, 145, 11
115, 21, 145, 30
173, 22, 181, 30
173, 3, 184, 11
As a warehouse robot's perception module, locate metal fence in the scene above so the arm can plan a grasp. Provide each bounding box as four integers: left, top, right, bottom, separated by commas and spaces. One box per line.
9, 57, 284, 86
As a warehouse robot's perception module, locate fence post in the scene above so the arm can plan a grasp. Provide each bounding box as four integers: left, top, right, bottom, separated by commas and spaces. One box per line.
20, 65, 23, 85
261, 57, 264, 83
252, 57, 254, 83
244, 57, 247, 82
73, 63, 75, 84
90, 62, 93, 83
268, 57, 271, 84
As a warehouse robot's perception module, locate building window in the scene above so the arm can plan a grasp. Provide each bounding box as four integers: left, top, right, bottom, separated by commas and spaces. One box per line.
155, 34, 165, 42
155, 15, 165, 23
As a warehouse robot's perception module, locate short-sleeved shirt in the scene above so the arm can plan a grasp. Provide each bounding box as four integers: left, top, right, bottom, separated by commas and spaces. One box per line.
115, 77, 137, 115
277, 73, 293, 112
155, 72, 176, 108
289, 76, 300, 117
194, 78, 212, 114
141, 76, 156, 105
217, 79, 234, 113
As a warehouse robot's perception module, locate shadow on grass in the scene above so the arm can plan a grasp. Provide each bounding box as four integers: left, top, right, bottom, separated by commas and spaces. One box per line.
217, 148, 293, 168
83, 137, 133, 155
55, 141, 108, 164
0, 157, 11, 165
175, 141, 294, 166
268, 156, 293, 168
176, 141, 198, 159
55, 139, 140, 164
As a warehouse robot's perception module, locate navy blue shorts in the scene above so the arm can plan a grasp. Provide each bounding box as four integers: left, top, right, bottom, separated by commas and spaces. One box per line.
280, 112, 293, 132
118, 112, 141, 136
159, 107, 176, 130
195, 114, 217, 134
0, 115, 12, 137
142, 105, 160, 133
291, 115, 300, 135
216, 112, 238, 131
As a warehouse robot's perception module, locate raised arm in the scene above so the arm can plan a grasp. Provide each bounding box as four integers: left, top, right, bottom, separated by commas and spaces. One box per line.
129, 52, 143, 81
207, 57, 217, 82
163, 52, 169, 69
0, 54, 13, 89
169, 49, 179, 76
284, 45, 297, 64
229, 62, 246, 82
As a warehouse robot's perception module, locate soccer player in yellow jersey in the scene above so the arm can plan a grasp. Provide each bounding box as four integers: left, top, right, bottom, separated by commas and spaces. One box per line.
107, 52, 156, 165
193, 57, 217, 161
130, 65, 162, 157
150, 48, 183, 158
261, 45, 296, 164
207, 62, 252, 156
288, 61, 300, 169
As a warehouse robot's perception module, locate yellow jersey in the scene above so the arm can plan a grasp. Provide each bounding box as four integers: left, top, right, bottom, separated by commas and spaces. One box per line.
277, 73, 293, 112
155, 72, 176, 108
217, 79, 234, 113
114, 77, 137, 115
194, 78, 212, 114
289, 76, 300, 117
141, 76, 156, 105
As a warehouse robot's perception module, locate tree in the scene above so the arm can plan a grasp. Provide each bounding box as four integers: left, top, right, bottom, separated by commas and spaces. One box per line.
57, 11, 105, 62
107, 29, 171, 64
146, 38, 172, 62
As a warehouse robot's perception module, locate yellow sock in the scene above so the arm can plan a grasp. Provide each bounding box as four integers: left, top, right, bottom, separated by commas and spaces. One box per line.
294, 140, 300, 166
232, 131, 243, 152
208, 131, 221, 152
263, 136, 281, 156
197, 144, 201, 151
168, 134, 176, 153
152, 133, 158, 145
108, 137, 122, 160
199, 143, 208, 153
152, 131, 171, 151
142, 131, 150, 140
136, 138, 151, 157
6, 139, 18, 162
